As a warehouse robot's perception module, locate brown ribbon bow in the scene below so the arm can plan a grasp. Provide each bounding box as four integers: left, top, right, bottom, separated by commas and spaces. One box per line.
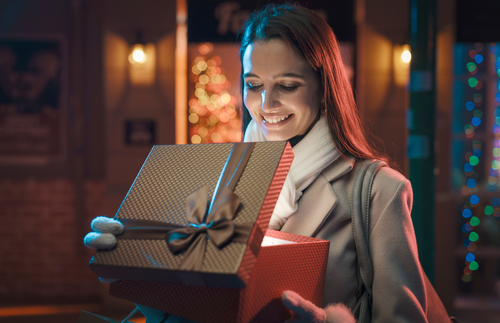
165, 185, 252, 270
117, 143, 256, 271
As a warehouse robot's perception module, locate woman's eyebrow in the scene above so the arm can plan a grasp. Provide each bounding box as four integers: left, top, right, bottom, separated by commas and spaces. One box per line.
243, 72, 305, 79
274, 73, 305, 79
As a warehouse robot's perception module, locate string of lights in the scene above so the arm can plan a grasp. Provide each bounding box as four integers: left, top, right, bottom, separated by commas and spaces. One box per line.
461, 43, 500, 283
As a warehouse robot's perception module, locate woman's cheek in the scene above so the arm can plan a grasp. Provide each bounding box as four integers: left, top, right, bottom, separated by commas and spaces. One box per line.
244, 92, 258, 118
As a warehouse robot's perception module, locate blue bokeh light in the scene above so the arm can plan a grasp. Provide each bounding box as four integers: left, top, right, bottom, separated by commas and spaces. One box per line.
492, 197, 500, 207
466, 101, 475, 111
466, 253, 475, 262
472, 117, 482, 127
463, 208, 472, 218
464, 163, 473, 172
474, 54, 484, 64
473, 148, 482, 157
470, 195, 480, 205
467, 179, 477, 188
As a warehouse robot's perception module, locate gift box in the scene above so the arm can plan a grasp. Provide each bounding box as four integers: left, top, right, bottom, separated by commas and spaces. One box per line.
111, 229, 329, 323
88, 142, 329, 323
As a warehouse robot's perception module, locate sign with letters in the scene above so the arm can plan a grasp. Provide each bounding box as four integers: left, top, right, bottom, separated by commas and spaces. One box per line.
187, 0, 355, 43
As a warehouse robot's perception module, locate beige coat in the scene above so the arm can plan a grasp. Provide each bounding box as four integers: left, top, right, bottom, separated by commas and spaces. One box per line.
281, 156, 428, 323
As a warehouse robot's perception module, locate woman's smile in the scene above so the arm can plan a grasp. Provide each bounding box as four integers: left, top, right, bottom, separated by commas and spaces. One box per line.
261, 113, 293, 125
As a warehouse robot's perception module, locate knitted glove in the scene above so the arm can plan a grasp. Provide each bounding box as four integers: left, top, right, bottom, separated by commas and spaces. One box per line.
84, 216, 124, 249
282, 290, 356, 323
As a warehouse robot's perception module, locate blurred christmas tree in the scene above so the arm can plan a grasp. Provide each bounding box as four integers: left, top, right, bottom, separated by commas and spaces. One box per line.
188, 43, 241, 144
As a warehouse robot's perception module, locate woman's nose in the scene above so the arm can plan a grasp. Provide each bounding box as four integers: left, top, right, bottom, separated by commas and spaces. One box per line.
261, 89, 279, 112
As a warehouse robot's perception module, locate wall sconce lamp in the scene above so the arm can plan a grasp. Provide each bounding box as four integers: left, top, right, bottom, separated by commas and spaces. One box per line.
129, 43, 148, 64
128, 31, 156, 85
393, 44, 411, 87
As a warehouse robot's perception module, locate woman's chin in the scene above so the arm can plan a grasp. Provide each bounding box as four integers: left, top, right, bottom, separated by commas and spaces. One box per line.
263, 132, 293, 142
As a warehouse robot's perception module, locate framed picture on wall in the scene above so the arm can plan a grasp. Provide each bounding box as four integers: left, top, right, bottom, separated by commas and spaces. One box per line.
0, 35, 66, 164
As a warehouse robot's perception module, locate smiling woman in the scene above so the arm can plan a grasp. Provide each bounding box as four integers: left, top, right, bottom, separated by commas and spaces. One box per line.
237, 3, 435, 323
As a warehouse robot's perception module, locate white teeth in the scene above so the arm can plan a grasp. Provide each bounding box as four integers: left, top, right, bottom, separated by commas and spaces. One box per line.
263, 114, 291, 124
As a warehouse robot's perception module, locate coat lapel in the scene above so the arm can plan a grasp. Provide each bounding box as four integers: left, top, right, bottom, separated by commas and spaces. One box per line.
280, 156, 356, 236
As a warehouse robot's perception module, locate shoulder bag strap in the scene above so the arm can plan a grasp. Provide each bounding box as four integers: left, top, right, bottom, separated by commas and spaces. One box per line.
350, 159, 387, 322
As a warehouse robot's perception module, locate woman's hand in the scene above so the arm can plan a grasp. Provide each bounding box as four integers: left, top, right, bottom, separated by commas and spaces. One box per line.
282, 290, 356, 323
282, 290, 327, 323
84, 216, 124, 249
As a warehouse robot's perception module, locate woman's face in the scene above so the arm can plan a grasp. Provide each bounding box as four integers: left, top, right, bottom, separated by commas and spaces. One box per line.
242, 39, 322, 141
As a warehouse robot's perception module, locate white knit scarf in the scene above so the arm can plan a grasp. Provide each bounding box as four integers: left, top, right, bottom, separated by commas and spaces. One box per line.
243, 115, 340, 230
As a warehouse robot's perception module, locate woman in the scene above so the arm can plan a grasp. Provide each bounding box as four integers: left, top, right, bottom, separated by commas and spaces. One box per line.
239, 4, 427, 323
86, 4, 428, 323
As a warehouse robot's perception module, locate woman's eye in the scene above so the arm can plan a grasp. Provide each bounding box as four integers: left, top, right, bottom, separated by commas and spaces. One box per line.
246, 82, 262, 91
279, 84, 299, 92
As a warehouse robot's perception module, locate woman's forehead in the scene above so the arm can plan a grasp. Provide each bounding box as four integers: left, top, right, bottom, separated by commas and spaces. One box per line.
242, 39, 312, 77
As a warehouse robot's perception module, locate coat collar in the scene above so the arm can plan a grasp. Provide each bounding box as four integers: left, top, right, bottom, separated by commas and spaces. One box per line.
280, 155, 356, 236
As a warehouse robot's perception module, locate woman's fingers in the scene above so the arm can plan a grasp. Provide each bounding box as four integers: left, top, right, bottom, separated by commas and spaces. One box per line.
84, 232, 117, 249
282, 290, 326, 323
91, 216, 124, 235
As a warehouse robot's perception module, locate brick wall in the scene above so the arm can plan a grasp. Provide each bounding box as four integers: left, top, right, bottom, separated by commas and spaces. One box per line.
0, 180, 106, 304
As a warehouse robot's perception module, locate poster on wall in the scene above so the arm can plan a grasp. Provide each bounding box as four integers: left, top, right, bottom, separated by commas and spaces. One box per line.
0, 36, 66, 164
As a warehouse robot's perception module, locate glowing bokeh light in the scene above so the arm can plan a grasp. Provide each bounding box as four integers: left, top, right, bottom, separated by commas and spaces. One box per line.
467, 62, 477, 72
468, 78, 478, 87
470, 195, 480, 204
401, 50, 411, 63
466, 101, 475, 111
467, 179, 477, 188
466, 253, 475, 262
470, 216, 480, 226
131, 48, 147, 63
191, 135, 201, 144
188, 113, 199, 124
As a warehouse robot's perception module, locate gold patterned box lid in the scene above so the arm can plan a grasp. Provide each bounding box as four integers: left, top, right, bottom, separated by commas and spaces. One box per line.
88, 142, 293, 288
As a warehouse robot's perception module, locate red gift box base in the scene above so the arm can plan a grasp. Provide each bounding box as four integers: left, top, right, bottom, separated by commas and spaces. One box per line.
109, 230, 329, 323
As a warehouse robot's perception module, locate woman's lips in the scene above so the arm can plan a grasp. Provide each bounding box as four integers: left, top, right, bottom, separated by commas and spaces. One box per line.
261, 113, 294, 128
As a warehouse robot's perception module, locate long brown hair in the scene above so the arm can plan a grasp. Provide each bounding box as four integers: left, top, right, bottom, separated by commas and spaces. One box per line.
239, 3, 391, 164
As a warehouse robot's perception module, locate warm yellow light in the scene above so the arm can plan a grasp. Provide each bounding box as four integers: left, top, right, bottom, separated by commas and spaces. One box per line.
212, 75, 221, 84
195, 88, 206, 98
401, 50, 411, 63
208, 115, 218, 125
198, 127, 208, 137
191, 135, 201, 144
199, 74, 209, 84
191, 65, 201, 75
211, 132, 221, 142
188, 113, 199, 123
220, 93, 231, 105
129, 44, 147, 64
198, 96, 209, 106
196, 61, 207, 71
